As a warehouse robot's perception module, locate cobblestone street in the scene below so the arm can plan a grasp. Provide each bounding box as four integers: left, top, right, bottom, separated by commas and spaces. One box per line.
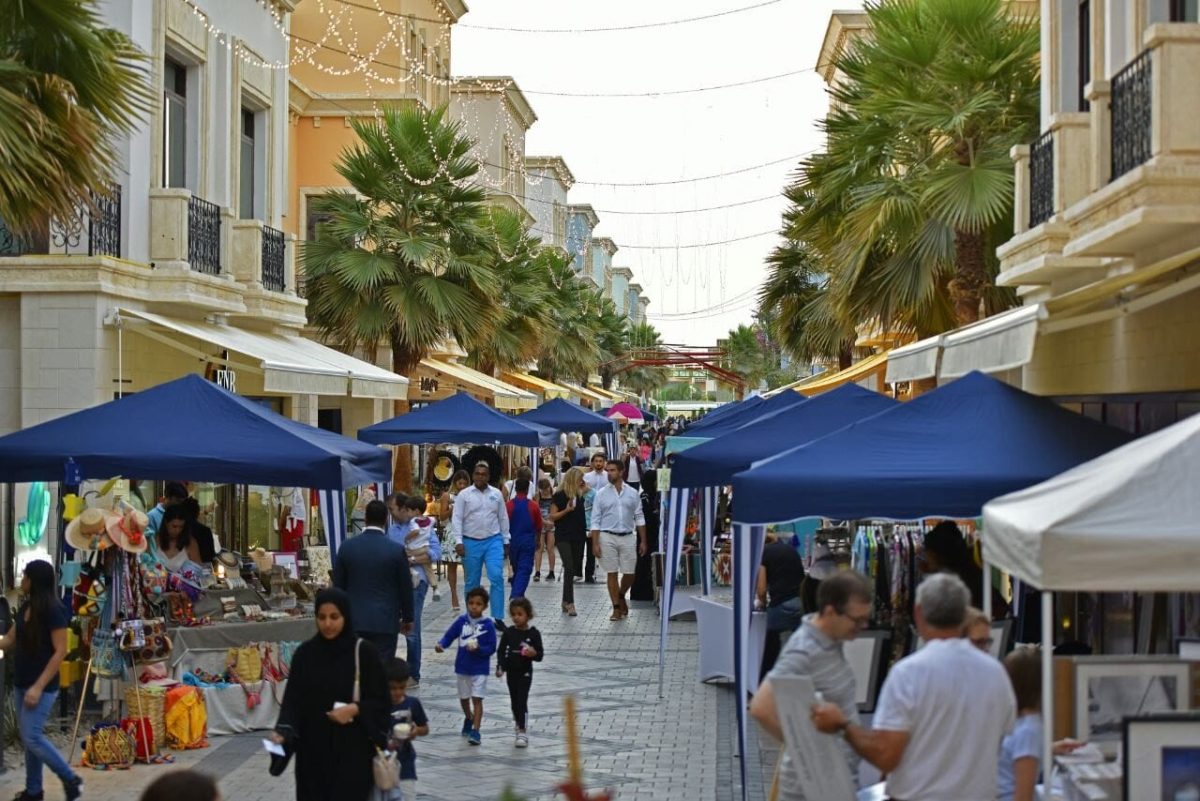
0, 580, 760, 801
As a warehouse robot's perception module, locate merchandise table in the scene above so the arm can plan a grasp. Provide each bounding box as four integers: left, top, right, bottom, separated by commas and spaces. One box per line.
202, 679, 289, 736
168, 617, 314, 678
692, 595, 767, 686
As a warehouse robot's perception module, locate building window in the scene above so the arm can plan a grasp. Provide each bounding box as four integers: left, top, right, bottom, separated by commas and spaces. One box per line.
305, 194, 334, 241
1171, 0, 1198, 20
1077, 0, 1091, 112
163, 58, 188, 188
239, 109, 256, 219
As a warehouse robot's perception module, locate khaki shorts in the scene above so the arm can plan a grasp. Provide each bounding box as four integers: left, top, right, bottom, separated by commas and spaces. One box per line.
598, 531, 637, 575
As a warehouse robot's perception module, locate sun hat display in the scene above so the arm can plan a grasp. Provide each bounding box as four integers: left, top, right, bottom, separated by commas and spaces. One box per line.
106, 503, 149, 554
216, 550, 240, 569
66, 508, 115, 552
430, 450, 460, 487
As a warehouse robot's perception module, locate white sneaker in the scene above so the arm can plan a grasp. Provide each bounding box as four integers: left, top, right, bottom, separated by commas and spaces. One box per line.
515, 731, 529, 748
432, 589, 442, 602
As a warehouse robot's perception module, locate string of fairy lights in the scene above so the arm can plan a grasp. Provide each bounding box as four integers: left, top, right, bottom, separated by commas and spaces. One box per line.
177, 0, 800, 321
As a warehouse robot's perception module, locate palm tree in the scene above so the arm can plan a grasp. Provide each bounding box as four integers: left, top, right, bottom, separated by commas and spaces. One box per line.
463, 207, 553, 375
537, 251, 601, 383
302, 104, 494, 489
620, 321, 669, 398
0, 0, 151, 236
771, 0, 1037, 336
722, 323, 775, 391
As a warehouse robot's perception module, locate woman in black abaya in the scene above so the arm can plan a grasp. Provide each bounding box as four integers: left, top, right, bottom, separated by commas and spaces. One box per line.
271, 588, 387, 801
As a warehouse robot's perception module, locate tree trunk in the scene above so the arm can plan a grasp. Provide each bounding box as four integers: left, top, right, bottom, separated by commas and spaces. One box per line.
838, 340, 854, 370
389, 339, 421, 494
948, 227, 987, 326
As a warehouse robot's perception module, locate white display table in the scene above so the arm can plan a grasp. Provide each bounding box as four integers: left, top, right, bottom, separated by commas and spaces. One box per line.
692, 594, 767, 687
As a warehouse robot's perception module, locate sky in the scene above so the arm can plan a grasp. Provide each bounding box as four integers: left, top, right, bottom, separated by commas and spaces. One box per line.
450, 0, 862, 345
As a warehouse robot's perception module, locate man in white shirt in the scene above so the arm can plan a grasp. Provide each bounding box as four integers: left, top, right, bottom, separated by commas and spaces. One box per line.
451, 462, 510, 620
812, 572, 1015, 801
582, 452, 608, 492
589, 459, 647, 621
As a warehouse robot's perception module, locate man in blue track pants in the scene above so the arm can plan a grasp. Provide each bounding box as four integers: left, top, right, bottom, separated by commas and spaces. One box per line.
506, 478, 542, 599
451, 462, 510, 621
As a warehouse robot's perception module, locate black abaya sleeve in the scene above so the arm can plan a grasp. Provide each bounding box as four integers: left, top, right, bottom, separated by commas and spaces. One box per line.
353, 640, 389, 747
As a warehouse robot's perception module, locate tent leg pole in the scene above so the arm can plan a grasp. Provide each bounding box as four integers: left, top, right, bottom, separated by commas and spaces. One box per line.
1042, 591, 1053, 789
983, 559, 992, 620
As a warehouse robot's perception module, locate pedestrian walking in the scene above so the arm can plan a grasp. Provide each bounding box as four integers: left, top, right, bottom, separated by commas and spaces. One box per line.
751, 570, 874, 801
812, 572, 1015, 801
451, 462, 510, 620
496, 597, 544, 748
438, 470, 471, 612
375, 659, 429, 801
435, 587, 498, 746
272, 588, 390, 801
402, 494, 439, 689
533, 477, 557, 582
550, 467, 588, 616
506, 478, 542, 599
332, 500, 414, 663
589, 459, 648, 621
2, 560, 84, 801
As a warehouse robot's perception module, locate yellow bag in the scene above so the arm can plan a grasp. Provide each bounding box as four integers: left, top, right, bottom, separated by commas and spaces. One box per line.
164, 686, 208, 750
226, 646, 262, 682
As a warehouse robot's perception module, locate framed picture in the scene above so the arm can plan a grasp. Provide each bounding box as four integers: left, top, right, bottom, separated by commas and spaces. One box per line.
990, 618, 1015, 660
273, 552, 299, 580
1123, 713, 1200, 801
1073, 658, 1192, 755
843, 629, 890, 712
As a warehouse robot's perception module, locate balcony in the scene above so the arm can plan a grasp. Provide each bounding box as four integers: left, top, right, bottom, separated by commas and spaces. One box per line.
149, 188, 231, 275
0, 183, 122, 258
262, 225, 286, 292
1061, 24, 1200, 260
1028, 131, 1054, 228
188, 196, 222, 275
230, 219, 305, 325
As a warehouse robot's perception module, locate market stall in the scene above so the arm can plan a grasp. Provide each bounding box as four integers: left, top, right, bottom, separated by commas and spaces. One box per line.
984, 411, 1200, 798
724, 371, 1133, 801
517, 398, 619, 464
0, 375, 391, 759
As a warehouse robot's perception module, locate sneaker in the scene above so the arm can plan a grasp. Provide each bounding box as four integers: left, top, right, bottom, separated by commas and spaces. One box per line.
15, 792, 45, 801
546, 571, 555, 581
515, 731, 529, 748
533, 572, 541, 582
467, 729, 482, 746
63, 777, 83, 801
461, 717, 473, 737
574, 576, 584, 584
432, 589, 442, 601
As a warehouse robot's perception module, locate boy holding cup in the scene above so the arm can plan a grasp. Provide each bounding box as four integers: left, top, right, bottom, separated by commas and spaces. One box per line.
435, 587, 497, 745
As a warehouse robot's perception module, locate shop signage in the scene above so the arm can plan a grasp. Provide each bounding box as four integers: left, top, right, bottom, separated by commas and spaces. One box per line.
214, 369, 237, 393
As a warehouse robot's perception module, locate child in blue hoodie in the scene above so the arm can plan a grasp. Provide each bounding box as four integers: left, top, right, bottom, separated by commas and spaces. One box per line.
434, 586, 497, 745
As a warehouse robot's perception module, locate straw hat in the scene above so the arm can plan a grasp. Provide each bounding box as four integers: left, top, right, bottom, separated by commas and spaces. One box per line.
106, 505, 149, 554
65, 508, 115, 552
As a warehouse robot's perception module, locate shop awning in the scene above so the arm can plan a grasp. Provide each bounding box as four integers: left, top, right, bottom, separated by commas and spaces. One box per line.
416, 360, 537, 410
587, 385, 622, 402
120, 309, 407, 400
560, 382, 608, 406
886, 334, 945, 383
939, 304, 1045, 379
778, 351, 890, 397
501, 371, 573, 400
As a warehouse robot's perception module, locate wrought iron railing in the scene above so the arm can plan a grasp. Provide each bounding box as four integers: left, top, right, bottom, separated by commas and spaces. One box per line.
1028, 131, 1054, 228
188, 195, 222, 275
1110, 49, 1153, 181
88, 183, 122, 257
0, 217, 34, 256
261, 224, 286, 292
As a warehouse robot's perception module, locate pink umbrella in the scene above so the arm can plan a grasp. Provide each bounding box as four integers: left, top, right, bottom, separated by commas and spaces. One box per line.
605, 402, 645, 424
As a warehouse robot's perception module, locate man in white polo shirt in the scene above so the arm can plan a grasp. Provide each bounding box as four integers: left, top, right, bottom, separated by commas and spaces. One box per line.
812, 572, 1015, 801
451, 462, 510, 621
589, 458, 646, 621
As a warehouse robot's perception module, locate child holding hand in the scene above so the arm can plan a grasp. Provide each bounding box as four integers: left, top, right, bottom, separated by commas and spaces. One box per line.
495, 597, 544, 748
435, 587, 497, 746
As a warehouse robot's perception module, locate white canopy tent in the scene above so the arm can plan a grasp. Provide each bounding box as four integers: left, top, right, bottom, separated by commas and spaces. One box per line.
982, 411, 1200, 787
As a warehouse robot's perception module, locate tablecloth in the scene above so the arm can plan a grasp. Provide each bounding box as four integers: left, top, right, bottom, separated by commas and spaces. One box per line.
692, 595, 767, 686
169, 618, 315, 678
201, 679, 288, 736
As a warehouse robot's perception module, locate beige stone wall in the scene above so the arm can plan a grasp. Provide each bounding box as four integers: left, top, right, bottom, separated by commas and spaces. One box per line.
1023, 286, 1200, 396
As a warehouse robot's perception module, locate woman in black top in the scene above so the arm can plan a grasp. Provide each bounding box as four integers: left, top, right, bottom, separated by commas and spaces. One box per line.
549, 467, 587, 616
757, 531, 806, 675
271, 588, 388, 801
0, 560, 83, 801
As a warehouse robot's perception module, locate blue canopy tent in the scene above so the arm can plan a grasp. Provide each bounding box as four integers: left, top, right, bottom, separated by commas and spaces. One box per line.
684, 395, 767, 435
0, 374, 391, 489
724, 371, 1133, 801
359, 392, 558, 447
517, 398, 619, 462
656, 384, 897, 697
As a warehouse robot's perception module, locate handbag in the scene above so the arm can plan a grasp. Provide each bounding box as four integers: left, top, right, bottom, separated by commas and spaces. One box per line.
350, 639, 399, 790
227, 645, 263, 682
83, 723, 135, 769
90, 626, 128, 679
120, 618, 173, 663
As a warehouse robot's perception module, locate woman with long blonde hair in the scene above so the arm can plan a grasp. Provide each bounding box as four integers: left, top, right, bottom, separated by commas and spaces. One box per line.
549, 468, 587, 616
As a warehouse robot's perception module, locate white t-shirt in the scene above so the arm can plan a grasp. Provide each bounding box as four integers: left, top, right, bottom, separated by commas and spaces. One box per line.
583, 470, 608, 492
627, 456, 641, 483
873, 637, 1015, 801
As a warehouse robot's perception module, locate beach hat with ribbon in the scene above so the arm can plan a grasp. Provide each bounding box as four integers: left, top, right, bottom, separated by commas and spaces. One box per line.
65, 508, 115, 552
106, 504, 149, 554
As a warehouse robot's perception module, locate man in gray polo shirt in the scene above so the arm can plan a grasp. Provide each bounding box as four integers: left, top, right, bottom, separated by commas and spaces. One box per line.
750, 570, 873, 800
